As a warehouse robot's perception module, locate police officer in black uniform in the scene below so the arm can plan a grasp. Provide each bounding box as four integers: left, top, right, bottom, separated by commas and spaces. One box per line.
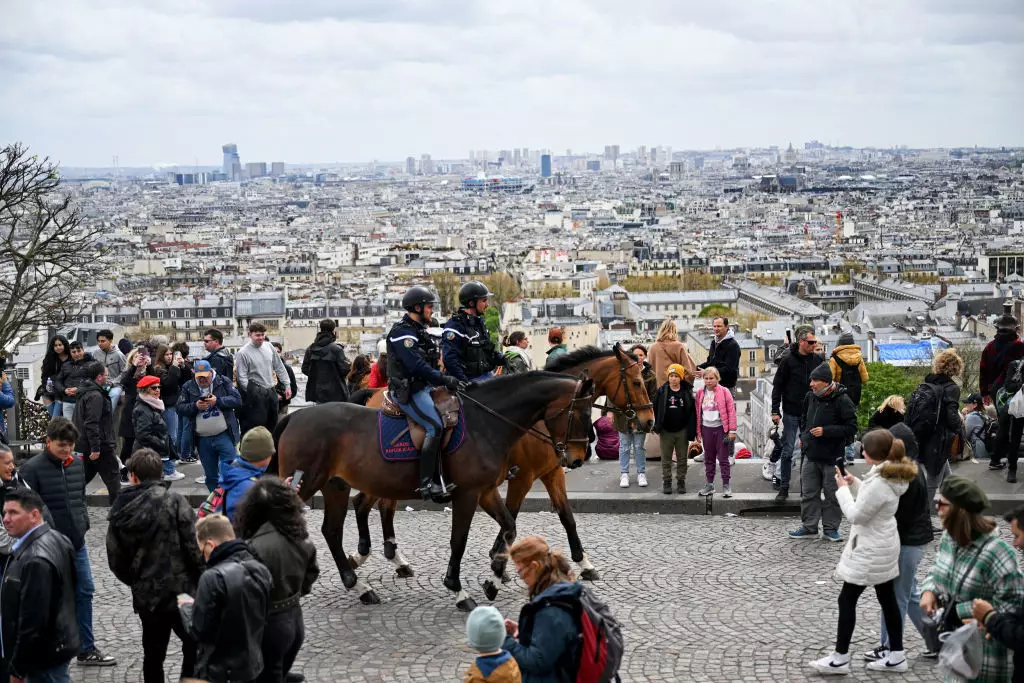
442, 281, 505, 383
387, 286, 465, 502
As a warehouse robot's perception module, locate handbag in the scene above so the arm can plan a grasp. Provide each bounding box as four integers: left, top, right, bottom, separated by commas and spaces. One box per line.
921, 537, 992, 650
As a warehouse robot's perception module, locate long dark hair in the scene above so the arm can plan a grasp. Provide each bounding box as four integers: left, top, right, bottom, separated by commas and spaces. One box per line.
233, 476, 309, 542
348, 355, 371, 383
376, 353, 389, 382
41, 335, 71, 378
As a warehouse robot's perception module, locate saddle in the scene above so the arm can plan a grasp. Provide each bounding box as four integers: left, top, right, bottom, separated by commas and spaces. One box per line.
381, 388, 461, 453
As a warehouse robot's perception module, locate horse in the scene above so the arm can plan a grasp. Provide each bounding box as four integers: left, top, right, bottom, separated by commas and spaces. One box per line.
348, 343, 655, 582
274, 371, 594, 611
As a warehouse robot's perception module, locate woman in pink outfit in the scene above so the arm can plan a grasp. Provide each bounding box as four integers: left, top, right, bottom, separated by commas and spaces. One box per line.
695, 367, 737, 497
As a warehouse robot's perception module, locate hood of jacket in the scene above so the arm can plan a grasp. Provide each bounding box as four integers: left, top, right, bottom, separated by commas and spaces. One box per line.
108, 480, 173, 538
532, 579, 583, 603
887, 422, 919, 461
207, 537, 258, 567
715, 329, 736, 344
221, 458, 266, 490
876, 457, 918, 484
307, 331, 341, 361
832, 344, 863, 365
924, 372, 953, 385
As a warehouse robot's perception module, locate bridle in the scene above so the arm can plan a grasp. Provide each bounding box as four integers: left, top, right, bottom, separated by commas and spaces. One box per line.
456, 377, 593, 464
600, 352, 654, 422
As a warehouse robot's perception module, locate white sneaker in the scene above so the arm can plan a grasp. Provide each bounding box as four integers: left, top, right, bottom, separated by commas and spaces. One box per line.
693, 454, 704, 463
163, 471, 185, 482
722, 484, 732, 498
194, 476, 206, 485
619, 473, 629, 488
637, 473, 648, 487
866, 651, 907, 673
809, 653, 851, 675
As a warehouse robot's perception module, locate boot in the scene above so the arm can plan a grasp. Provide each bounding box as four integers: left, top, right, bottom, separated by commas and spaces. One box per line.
417, 435, 448, 503
774, 487, 788, 503
1008, 466, 1018, 484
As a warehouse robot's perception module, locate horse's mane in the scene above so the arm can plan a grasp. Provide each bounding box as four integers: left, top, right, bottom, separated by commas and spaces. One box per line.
544, 345, 635, 373
464, 370, 573, 403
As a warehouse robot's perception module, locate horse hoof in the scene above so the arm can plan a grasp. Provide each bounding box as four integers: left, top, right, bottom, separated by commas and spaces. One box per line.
395, 565, 415, 579
482, 580, 499, 601
579, 568, 601, 581
456, 596, 478, 612
359, 589, 381, 605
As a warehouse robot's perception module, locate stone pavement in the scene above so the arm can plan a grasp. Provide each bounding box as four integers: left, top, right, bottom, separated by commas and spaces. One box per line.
73, 507, 1015, 682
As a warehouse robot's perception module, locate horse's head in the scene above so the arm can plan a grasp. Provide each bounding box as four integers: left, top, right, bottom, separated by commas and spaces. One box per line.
593, 343, 655, 432
542, 375, 595, 469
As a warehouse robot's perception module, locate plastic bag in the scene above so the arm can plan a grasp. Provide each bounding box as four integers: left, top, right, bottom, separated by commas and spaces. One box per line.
937, 623, 983, 681
1009, 389, 1024, 419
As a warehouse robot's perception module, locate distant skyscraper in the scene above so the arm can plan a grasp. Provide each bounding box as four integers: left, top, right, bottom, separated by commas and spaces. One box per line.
245, 162, 267, 178
421, 154, 433, 175
604, 145, 619, 162
406, 156, 417, 174
541, 154, 552, 178
513, 149, 521, 166
271, 162, 285, 177
222, 143, 240, 180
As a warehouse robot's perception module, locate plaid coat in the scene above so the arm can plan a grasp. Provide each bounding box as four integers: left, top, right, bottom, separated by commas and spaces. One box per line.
921, 530, 1024, 682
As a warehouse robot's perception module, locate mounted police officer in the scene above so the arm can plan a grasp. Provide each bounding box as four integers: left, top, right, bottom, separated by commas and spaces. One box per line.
387, 286, 466, 503
442, 281, 505, 383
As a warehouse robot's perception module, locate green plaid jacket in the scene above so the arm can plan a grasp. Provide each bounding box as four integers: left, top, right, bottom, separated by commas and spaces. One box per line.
921, 530, 1024, 682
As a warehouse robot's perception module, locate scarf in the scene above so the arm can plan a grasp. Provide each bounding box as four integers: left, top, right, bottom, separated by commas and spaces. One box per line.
139, 392, 165, 412
813, 382, 837, 399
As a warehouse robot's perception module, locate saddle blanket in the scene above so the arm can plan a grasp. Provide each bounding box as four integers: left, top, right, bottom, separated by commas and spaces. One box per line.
378, 408, 466, 462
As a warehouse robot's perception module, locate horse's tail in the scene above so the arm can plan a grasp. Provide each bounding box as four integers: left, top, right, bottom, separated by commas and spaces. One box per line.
269, 412, 294, 476
348, 389, 375, 406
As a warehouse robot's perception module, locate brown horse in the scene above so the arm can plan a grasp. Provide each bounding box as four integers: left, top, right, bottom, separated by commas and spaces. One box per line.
348, 344, 655, 583
275, 371, 594, 611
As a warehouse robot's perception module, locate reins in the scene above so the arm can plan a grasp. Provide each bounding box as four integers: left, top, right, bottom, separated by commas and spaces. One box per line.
600, 356, 654, 421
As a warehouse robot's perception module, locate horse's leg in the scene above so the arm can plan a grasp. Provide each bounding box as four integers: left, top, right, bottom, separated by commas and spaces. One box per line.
321, 477, 380, 605
442, 490, 479, 613
539, 466, 599, 581
348, 491, 374, 569
379, 498, 414, 578
477, 486, 518, 601
488, 470, 534, 582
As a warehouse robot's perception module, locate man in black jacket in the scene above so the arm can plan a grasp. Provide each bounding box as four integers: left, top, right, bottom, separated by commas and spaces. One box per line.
770, 325, 825, 502
180, 513, 273, 683
301, 319, 351, 404
0, 488, 80, 682
18, 418, 116, 667
696, 316, 741, 390
107, 449, 203, 683
973, 505, 1024, 682
53, 340, 91, 421
72, 361, 121, 504
202, 328, 235, 380
789, 362, 856, 541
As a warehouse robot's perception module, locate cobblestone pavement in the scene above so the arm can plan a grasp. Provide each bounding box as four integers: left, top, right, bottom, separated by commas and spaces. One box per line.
73, 507, 994, 682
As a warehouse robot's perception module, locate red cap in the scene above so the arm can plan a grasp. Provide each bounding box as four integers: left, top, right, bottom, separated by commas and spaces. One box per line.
137, 375, 161, 389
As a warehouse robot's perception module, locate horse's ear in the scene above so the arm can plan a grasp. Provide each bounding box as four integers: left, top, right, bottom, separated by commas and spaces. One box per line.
612, 343, 622, 357
580, 377, 595, 397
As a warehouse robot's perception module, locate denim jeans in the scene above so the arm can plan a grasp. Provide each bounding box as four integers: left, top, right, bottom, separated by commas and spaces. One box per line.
162, 407, 180, 455
618, 432, 646, 474
198, 430, 238, 491
161, 457, 176, 476
396, 388, 442, 437
74, 545, 95, 652
880, 543, 927, 648
108, 386, 123, 412
47, 401, 63, 419
61, 401, 77, 421
779, 413, 801, 489
27, 661, 71, 683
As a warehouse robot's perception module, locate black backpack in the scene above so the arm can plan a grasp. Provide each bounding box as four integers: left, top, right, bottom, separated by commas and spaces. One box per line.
832, 355, 863, 405
905, 382, 944, 440
773, 330, 794, 367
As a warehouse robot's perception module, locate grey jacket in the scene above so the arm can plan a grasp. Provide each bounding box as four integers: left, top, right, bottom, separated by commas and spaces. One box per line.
92, 348, 127, 386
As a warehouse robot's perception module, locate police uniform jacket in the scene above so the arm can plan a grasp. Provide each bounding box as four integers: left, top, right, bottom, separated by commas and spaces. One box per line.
387, 314, 446, 403
441, 312, 503, 382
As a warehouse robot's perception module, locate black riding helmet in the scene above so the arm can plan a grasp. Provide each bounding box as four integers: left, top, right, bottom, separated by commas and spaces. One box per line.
402, 285, 437, 313
458, 280, 492, 308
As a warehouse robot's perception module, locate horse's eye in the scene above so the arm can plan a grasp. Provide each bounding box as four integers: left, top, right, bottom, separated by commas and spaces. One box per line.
633, 381, 643, 388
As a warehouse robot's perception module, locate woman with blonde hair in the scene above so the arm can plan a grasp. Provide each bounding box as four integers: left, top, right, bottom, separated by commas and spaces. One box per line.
868, 395, 906, 430
502, 536, 581, 682
917, 348, 965, 502
648, 318, 696, 388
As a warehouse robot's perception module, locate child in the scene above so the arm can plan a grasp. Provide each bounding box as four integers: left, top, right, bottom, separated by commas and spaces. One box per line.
695, 367, 737, 497
464, 606, 521, 683
652, 364, 695, 494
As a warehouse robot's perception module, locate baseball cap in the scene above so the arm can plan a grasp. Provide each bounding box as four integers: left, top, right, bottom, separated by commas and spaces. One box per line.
194, 360, 212, 377
962, 392, 983, 405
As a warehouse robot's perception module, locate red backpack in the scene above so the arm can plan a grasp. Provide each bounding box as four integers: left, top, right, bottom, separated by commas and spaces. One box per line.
546, 585, 624, 683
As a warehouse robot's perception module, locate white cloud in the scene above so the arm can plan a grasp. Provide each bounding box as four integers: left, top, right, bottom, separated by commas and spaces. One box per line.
1, 0, 1020, 165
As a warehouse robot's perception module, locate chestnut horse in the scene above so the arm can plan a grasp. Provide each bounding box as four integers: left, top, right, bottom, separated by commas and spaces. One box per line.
275, 371, 593, 611
348, 344, 654, 583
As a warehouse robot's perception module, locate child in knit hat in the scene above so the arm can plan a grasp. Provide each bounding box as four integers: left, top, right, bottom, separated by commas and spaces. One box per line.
464, 606, 521, 683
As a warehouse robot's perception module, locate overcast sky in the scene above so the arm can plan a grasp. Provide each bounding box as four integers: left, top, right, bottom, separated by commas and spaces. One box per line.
2, 0, 1021, 167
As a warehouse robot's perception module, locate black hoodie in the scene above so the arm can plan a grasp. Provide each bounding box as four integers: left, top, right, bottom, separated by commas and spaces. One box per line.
301, 330, 351, 404
887, 423, 934, 547
798, 384, 857, 463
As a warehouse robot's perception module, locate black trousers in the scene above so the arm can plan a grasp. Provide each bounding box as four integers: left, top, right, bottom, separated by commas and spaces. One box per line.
992, 414, 1023, 471
836, 580, 903, 655
84, 446, 121, 504
139, 607, 197, 683
120, 437, 135, 466
240, 384, 280, 438
256, 606, 305, 683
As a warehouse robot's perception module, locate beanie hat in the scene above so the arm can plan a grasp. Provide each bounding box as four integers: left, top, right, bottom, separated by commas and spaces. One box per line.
810, 362, 833, 383
466, 606, 506, 653
667, 363, 685, 378
838, 332, 854, 346
240, 427, 276, 463
117, 338, 133, 355
940, 475, 989, 514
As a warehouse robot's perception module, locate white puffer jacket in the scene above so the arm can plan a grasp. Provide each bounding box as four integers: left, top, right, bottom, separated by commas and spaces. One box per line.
834, 458, 917, 587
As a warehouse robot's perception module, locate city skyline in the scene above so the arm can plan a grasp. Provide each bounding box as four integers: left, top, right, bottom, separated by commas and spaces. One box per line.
2, 0, 1022, 166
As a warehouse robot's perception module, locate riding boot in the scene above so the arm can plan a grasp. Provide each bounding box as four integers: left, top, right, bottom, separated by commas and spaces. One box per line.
417, 435, 446, 502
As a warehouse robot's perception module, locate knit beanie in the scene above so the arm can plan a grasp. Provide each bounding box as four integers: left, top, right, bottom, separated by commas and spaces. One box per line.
810, 362, 833, 383
838, 332, 854, 346
466, 606, 506, 653
940, 475, 989, 514
240, 427, 276, 463
117, 338, 133, 355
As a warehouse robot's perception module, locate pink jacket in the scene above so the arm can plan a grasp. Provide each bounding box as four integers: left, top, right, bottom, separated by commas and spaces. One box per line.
695, 385, 737, 435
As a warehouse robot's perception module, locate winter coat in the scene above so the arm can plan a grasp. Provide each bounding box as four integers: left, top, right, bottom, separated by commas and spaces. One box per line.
464, 651, 522, 683
180, 539, 273, 683
834, 458, 916, 586
648, 339, 696, 387
0, 380, 14, 441
157, 364, 190, 409
652, 381, 696, 436
984, 603, 1024, 683
979, 331, 1024, 399
367, 362, 386, 388
301, 331, 351, 404
72, 380, 115, 456
868, 406, 905, 431
504, 581, 581, 683
52, 357, 90, 402
697, 331, 741, 389
0, 474, 55, 560
118, 362, 158, 439
133, 397, 173, 459
177, 373, 242, 457
592, 415, 619, 460
771, 349, 826, 417
37, 354, 65, 401
613, 363, 656, 433
543, 344, 568, 369
888, 423, 934, 548
0, 524, 80, 677
799, 385, 858, 464
220, 458, 267, 522
695, 384, 738, 435
246, 522, 319, 613
18, 450, 89, 550
503, 347, 534, 376
105, 480, 204, 613
91, 347, 127, 386
829, 344, 869, 404
918, 372, 962, 477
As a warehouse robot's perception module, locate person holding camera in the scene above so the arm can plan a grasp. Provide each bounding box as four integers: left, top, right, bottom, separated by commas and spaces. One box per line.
0, 368, 14, 444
